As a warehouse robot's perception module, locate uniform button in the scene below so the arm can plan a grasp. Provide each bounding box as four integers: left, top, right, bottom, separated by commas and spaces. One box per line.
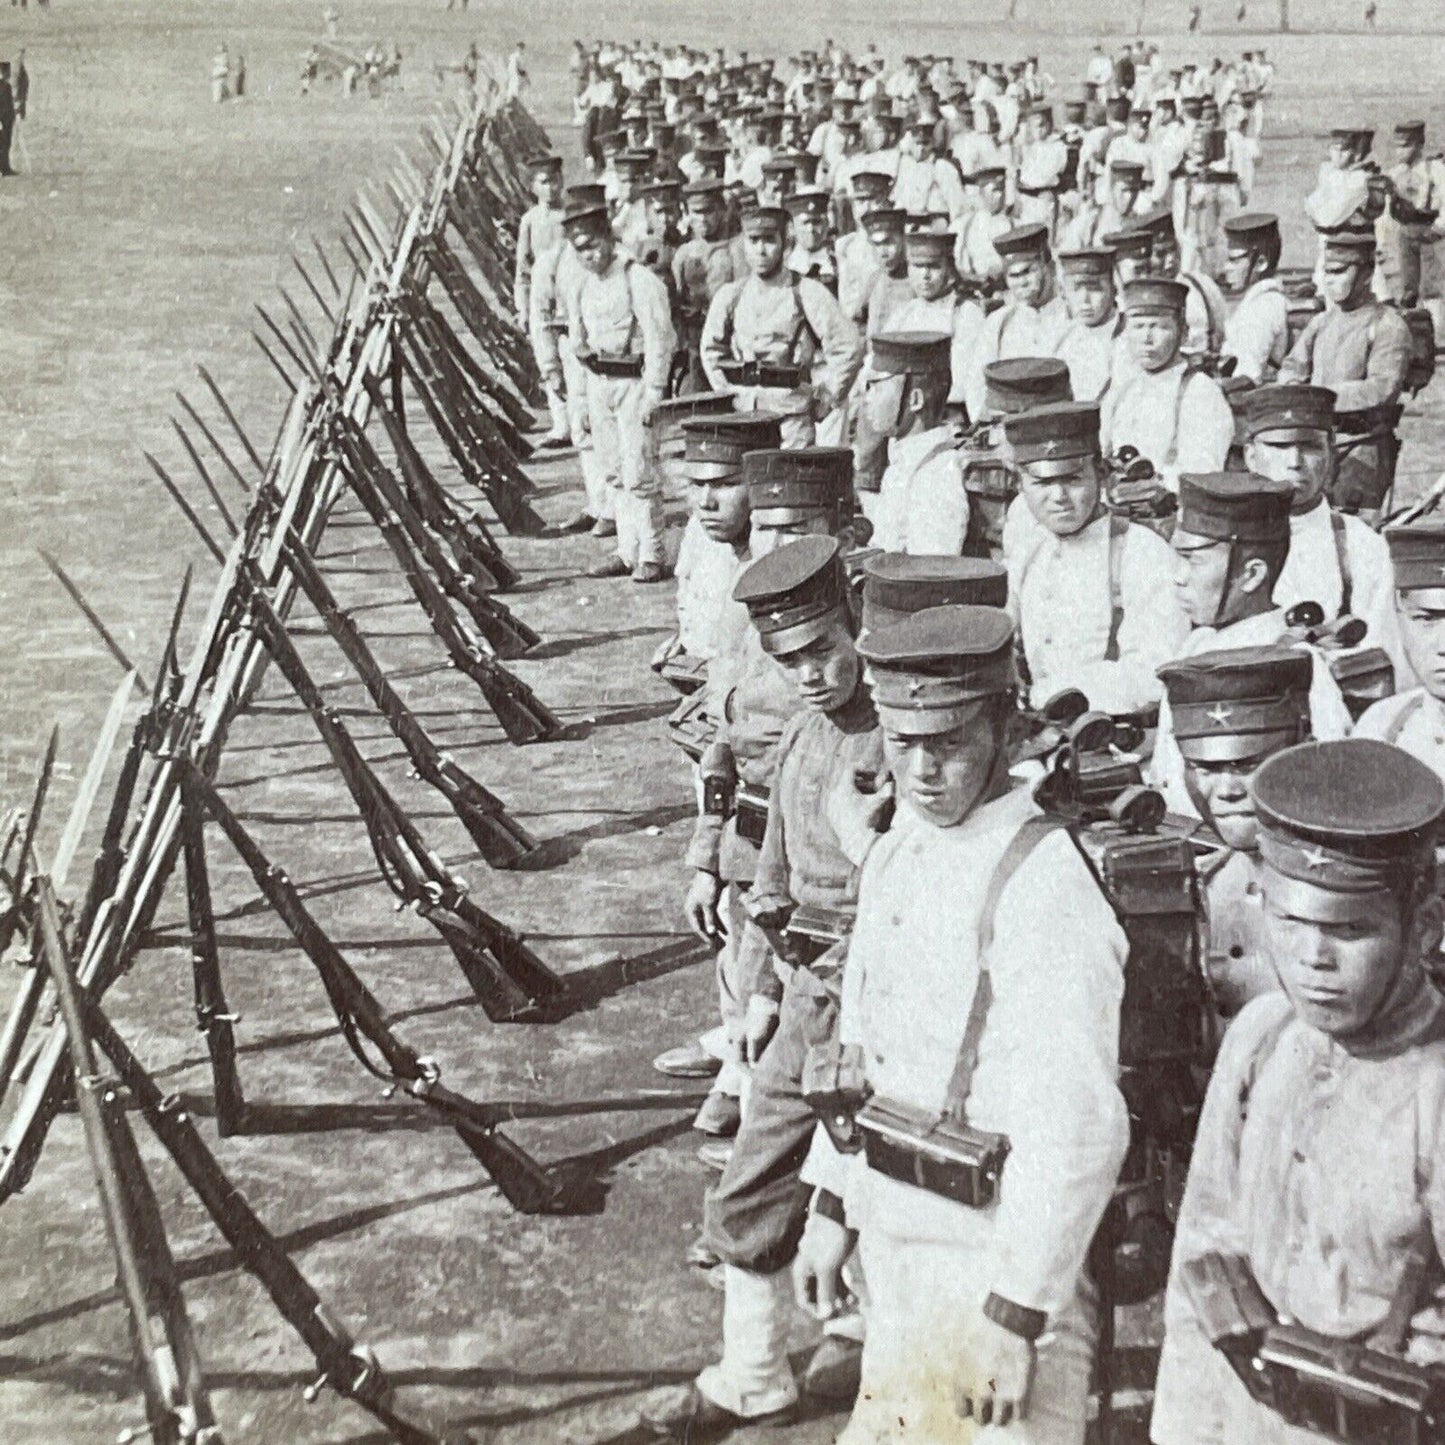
1293, 1149, 1306, 1163
1229, 945, 1245, 959
891, 914, 902, 927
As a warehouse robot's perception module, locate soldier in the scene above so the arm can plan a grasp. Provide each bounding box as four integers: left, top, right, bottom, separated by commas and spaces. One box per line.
835, 170, 895, 321
1355, 523, 1445, 779
856, 206, 912, 336
1103, 225, 1155, 289
1014, 103, 1072, 237
1219, 212, 1291, 383
1059, 158, 1148, 250
1151, 738, 1445, 1445
961, 224, 1071, 423
892, 115, 967, 223
673, 180, 746, 395
1150, 471, 1353, 813
886, 225, 987, 400
674, 450, 853, 1149
1133, 208, 1228, 359
1378, 118, 1444, 313
560, 201, 677, 582
863, 332, 968, 552
784, 188, 838, 291
515, 155, 569, 446
1278, 229, 1413, 518
659, 411, 784, 689
1239, 384, 1404, 679
1052, 247, 1124, 402
612, 148, 658, 256
954, 165, 1013, 289
1101, 279, 1234, 490
1156, 646, 1313, 1024
1002, 400, 1187, 716
701, 205, 863, 448
796, 601, 1130, 1445
643, 536, 893, 1440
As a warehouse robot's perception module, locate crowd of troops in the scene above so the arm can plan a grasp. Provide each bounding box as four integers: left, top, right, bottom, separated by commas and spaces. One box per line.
511, 34, 1445, 1445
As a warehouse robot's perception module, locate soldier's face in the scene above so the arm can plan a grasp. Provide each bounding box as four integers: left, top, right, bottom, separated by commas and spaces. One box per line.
572, 228, 616, 275
1125, 310, 1182, 372
1184, 755, 1268, 850
908, 253, 954, 301
1244, 431, 1333, 513
1115, 251, 1151, 286
688, 199, 724, 240
869, 230, 906, 274
1005, 255, 1049, 307
776, 618, 860, 712
795, 212, 828, 250
1109, 176, 1142, 215
1018, 460, 1102, 537
1061, 269, 1115, 325
979, 177, 1007, 214
1152, 239, 1181, 277
1223, 245, 1256, 292
744, 227, 786, 275
1397, 589, 1445, 700
1170, 529, 1231, 626
1262, 879, 1411, 1038
535, 172, 561, 205
883, 700, 1004, 828
1320, 258, 1367, 308
1328, 137, 1353, 169
690, 478, 750, 542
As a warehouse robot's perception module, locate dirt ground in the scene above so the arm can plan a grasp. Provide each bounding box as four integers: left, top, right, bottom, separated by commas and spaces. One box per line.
3, 2, 1445, 1443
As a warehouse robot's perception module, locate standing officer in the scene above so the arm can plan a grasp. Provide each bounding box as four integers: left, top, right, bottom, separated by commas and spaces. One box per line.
1278, 229, 1412, 518
561, 200, 677, 582
1003, 401, 1187, 717
962, 223, 1071, 422
797, 601, 1130, 1445
701, 205, 863, 448
1101, 278, 1234, 491
1220, 212, 1291, 383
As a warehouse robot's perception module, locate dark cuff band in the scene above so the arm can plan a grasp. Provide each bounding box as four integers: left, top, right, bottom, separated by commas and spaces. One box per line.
813, 1188, 847, 1226
984, 1292, 1048, 1342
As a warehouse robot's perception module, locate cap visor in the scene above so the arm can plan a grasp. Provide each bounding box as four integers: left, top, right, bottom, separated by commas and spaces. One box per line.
1260, 868, 1397, 921
760, 612, 840, 656
1177, 729, 1299, 765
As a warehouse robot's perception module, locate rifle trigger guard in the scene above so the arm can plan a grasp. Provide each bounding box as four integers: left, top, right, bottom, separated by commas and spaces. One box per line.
416, 1056, 441, 1085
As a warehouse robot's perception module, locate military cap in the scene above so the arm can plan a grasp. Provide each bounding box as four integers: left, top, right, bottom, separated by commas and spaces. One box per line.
1238, 384, 1336, 440
1177, 472, 1293, 545
1129, 100, 1152, 119
763, 152, 802, 178
1133, 207, 1178, 241
967, 164, 1008, 186
1157, 646, 1312, 764
861, 554, 1009, 632
616, 148, 657, 173
744, 447, 852, 522
597, 128, 625, 151
640, 177, 682, 201
862, 205, 908, 235
1180, 96, 1204, 118
1064, 100, 1088, 123
681, 410, 785, 474
793, 152, 822, 186
1384, 524, 1445, 591
984, 357, 1073, 415
1004, 401, 1102, 468
683, 178, 726, 204
1395, 119, 1427, 142
692, 144, 730, 175
526, 153, 564, 176
1253, 740, 1444, 901
903, 228, 956, 261
652, 122, 679, 147
784, 186, 829, 217
1102, 227, 1154, 257
859, 604, 1017, 731
566, 182, 607, 207
561, 202, 611, 235
1057, 246, 1116, 277
733, 536, 851, 655
851, 169, 894, 200
1223, 211, 1281, 245
869, 331, 953, 379
741, 205, 790, 236
1105, 96, 1131, 121
1109, 159, 1146, 181
1320, 228, 1377, 261
994, 222, 1052, 259
1028, 103, 1055, 125
1121, 277, 1188, 315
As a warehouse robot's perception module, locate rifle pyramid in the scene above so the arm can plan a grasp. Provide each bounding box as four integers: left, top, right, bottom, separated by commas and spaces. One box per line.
0, 79, 705, 1445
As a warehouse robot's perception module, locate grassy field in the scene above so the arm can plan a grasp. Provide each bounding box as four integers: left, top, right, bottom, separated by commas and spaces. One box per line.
2, 2, 1445, 1442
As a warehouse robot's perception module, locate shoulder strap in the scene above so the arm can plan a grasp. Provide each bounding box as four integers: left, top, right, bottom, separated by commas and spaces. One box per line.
621, 258, 641, 356
1162, 365, 1192, 470
941, 814, 1070, 1124
1385, 691, 1426, 746
787, 271, 822, 361
1105, 513, 1129, 662
1329, 509, 1353, 617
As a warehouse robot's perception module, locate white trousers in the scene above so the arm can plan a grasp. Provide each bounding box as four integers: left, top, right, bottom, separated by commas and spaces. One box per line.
560, 339, 613, 520
585, 370, 663, 566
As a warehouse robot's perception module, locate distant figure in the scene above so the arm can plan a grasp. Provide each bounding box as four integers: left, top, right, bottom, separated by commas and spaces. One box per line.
300, 45, 319, 95
446, 0, 471, 10
323, 5, 341, 39
506, 40, 529, 101
14, 49, 27, 121
1235, 0, 1247, 18
1189, 3, 1203, 31
1365, 0, 1378, 24
0, 63, 14, 176
211, 44, 230, 104
233, 53, 246, 100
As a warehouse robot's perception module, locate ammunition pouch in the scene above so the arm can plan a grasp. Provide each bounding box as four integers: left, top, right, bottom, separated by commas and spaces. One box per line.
1328, 645, 1396, 721
961, 442, 1015, 557
703, 773, 737, 819
802, 1040, 872, 1152
720, 358, 809, 389
857, 1096, 1010, 1209
735, 784, 769, 845
667, 692, 716, 762
658, 650, 709, 696
578, 350, 645, 379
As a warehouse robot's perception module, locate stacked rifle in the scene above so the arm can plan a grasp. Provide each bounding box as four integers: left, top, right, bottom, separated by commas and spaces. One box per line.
0, 83, 704, 1445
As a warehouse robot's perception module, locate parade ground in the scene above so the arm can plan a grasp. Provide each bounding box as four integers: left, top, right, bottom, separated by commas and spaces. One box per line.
3, 1, 1445, 1442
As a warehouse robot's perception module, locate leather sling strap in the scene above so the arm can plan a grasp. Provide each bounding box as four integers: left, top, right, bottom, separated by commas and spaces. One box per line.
1384, 691, 1425, 745
1329, 509, 1354, 618
940, 814, 1070, 1125
1105, 513, 1129, 662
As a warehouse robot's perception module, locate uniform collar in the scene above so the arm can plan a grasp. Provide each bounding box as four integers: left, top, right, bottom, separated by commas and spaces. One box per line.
827, 676, 879, 732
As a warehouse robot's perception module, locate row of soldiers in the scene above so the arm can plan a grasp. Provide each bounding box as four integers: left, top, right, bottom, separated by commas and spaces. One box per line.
507, 39, 1445, 1445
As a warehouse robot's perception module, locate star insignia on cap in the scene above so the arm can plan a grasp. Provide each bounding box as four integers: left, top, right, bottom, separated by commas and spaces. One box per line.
769, 610, 785, 623
1207, 703, 1233, 727
1301, 845, 1330, 871
906, 679, 925, 697
1043, 439, 1060, 455
768, 482, 785, 496
1437, 562, 1445, 579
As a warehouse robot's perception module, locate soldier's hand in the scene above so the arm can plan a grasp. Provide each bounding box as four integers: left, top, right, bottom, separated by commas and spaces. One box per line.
1406, 1286, 1445, 1365
792, 1211, 856, 1321
684, 870, 725, 943
955, 1312, 1037, 1428
743, 993, 779, 1065
639, 391, 662, 428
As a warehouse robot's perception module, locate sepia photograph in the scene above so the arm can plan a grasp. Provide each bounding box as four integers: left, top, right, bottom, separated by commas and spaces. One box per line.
2, 1, 1445, 1441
